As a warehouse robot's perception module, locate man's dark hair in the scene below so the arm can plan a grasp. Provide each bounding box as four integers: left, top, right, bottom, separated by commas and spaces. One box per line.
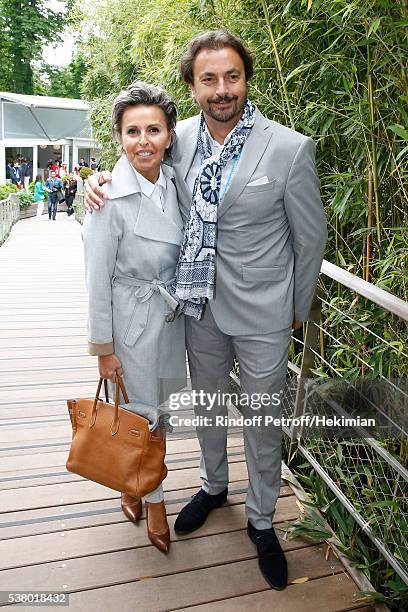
180, 29, 254, 85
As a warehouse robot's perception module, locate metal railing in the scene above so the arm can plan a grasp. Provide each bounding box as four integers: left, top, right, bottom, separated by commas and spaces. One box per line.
281, 261, 408, 584
0, 194, 20, 246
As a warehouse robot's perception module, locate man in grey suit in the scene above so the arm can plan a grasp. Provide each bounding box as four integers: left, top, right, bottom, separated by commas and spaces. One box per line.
85, 30, 327, 590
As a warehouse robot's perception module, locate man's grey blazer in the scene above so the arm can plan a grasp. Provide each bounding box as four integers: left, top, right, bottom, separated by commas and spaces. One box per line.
171, 107, 328, 335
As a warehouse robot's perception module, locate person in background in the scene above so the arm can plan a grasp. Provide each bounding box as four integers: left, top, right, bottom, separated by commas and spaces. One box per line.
33, 175, 46, 219
61, 162, 69, 179
45, 170, 63, 220
64, 174, 77, 215
52, 159, 61, 178
21, 158, 31, 192
74, 165, 84, 191
79, 157, 89, 168
90, 157, 98, 172
10, 160, 22, 189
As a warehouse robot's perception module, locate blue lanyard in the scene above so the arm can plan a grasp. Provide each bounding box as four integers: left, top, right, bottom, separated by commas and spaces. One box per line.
220, 154, 241, 201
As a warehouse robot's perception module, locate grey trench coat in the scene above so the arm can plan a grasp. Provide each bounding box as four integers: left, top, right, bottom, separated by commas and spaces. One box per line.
82, 153, 186, 408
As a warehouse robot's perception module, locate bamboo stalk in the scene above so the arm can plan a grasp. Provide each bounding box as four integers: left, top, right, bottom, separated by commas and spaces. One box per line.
366, 169, 373, 283
260, 0, 295, 129
367, 42, 381, 253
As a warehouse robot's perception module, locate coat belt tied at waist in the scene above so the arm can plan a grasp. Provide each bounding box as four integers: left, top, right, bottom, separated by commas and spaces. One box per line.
112, 275, 179, 322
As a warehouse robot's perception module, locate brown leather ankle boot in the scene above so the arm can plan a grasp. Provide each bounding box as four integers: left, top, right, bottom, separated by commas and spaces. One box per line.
145, 500, 170, 553
121, 493, 142, 522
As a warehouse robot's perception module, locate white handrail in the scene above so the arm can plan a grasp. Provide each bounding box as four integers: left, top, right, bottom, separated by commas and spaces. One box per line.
321, 259, 408, 321
0, 193, 20, 245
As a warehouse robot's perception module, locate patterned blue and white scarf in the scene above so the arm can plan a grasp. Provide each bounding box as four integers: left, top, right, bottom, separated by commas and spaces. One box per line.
172, 100, 256, 319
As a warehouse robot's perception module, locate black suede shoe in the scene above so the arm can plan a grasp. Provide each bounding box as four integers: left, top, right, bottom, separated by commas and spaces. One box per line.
174, 488, 228, 534
247, 520, 288, 590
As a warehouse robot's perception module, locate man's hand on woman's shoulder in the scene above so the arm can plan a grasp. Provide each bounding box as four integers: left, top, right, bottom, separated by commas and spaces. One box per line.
84, 171, 113, 212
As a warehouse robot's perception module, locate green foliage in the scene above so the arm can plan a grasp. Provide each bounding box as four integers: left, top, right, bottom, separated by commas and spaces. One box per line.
36, 53, 89, 99
0, 0, 66, 93
79, 166, 93, 181
282, 442, 408, 610
18, 192, 33, 209
0, 184, 18, 200
28, 181, 36, 194
0, 185, 31, 207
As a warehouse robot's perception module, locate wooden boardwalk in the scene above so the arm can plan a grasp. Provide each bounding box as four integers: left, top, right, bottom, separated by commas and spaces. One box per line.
0, 214, 374, 611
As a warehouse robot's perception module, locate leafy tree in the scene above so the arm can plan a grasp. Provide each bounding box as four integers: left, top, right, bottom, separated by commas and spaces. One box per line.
0, 0, 66, 93
36, 53, 88, 98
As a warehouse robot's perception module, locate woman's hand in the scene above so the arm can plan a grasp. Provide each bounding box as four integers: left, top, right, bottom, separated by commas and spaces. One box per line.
98, 353, 123, 382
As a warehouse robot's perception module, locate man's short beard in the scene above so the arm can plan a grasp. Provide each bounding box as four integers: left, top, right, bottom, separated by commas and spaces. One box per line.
205, 98, 244, 123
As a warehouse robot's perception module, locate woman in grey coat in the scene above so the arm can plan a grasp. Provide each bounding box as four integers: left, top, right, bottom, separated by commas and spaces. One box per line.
82, 82, 186, 553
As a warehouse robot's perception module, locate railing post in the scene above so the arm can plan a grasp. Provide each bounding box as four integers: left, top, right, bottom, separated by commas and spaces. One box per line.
288, 287, 322, 459
0, 193, 21, 246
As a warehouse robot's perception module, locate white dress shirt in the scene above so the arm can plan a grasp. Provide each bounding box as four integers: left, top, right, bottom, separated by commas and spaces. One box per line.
131, 165, 167, 212
186, 124, 238, 198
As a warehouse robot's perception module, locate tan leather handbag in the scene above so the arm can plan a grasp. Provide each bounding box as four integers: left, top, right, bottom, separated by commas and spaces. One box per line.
66, 376, 168, 497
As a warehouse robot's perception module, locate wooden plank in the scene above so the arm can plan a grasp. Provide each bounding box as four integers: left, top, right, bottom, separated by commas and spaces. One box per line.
0, 323, 87, 333
0, 412, 66, 423
173, 573, 369, 612
0, 444, 245, 480
0, 356, 95, 370
0, 383, 96, 406
0, 573, 368, 612
0, 495, 301, 569
1, 481, 285, 540
0, 436, 243, 472
0, 427, 218, 456
0, 374, 96, 389
0, 427, 222, 457
0, 536, 339, 593
0, 461, 249, 512
0, 451, 247, 490
0, 346, 89, 359
0, 336, 87, 349
0, 300, 87, 307
0, 328, 87, 338
0, 424, 73, 444
0, 369, 97, 386
0, 317, 87, 328
0, 406, 69, 420
0, 397, 193, 420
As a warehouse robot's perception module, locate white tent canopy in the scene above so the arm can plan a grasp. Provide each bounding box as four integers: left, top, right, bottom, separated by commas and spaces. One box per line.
0, 92, 98, 183
0, 92, 91, 141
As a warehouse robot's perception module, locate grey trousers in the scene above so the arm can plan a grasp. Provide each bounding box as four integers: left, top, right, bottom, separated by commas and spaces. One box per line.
186, 304, 291, 530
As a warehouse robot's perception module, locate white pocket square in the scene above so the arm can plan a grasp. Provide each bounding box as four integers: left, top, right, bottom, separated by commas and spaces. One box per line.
247, 176, 269, 186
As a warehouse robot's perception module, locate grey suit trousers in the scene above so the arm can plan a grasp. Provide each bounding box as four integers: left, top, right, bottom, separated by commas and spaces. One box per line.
186, 304, 292, 530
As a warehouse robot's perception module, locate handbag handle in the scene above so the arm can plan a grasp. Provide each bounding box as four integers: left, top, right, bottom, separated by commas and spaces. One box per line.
90, 374, 129, 435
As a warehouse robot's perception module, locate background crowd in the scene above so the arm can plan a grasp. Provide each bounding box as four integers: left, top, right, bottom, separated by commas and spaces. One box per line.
6, 156, 100, 218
